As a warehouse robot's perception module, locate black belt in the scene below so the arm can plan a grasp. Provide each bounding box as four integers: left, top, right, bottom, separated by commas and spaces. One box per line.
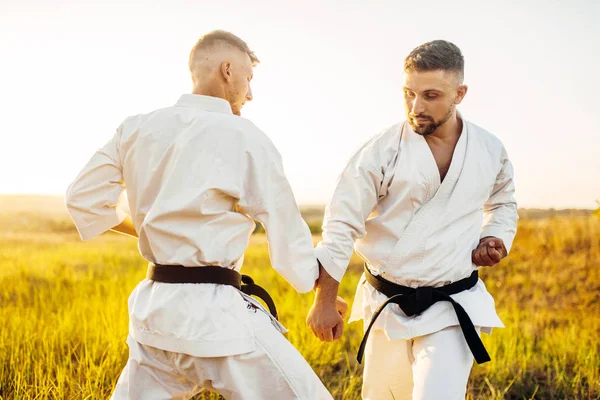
147, 264, 278, 320
357, 264, 490, 364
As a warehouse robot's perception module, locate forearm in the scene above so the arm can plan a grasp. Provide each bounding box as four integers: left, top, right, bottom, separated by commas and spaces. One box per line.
313, 261, 340, 305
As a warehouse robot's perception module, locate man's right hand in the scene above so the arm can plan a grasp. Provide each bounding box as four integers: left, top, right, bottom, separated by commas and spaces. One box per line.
306, 297, 345, 342
306, 261, 345, 341
336, 296, 348, 319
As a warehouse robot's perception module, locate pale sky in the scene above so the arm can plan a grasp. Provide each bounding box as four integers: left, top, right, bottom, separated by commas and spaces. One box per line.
1, 0, 599, 209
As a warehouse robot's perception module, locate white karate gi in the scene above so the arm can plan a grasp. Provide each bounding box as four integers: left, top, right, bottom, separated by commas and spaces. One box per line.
315, 116, 518, 400
66, 94, 332, 400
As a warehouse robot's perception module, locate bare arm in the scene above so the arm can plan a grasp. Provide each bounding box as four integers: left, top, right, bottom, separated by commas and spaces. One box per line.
306, 262, 346, 342
313, 262, 340, 303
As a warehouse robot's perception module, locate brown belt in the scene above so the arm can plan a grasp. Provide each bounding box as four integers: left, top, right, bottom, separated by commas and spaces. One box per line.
147, 264, 278, 320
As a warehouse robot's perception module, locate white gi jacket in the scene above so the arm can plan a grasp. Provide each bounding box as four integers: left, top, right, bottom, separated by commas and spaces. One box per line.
315, 116, 517, 339
66, 94, 319, 357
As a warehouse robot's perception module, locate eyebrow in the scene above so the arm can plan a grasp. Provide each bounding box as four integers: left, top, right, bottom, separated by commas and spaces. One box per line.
403, 87, 442, 93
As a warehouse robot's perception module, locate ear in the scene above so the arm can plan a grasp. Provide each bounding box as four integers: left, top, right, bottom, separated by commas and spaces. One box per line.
220, 61, 232, 82
454, 85, 468, 105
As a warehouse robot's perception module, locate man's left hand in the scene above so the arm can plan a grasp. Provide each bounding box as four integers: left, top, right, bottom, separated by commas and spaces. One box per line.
472, 237, 507, 267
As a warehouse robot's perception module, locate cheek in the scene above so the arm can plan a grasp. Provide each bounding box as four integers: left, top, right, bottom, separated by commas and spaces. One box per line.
431, 100, 450, 116
237, 79, 249, 99
229, 76, 244, 97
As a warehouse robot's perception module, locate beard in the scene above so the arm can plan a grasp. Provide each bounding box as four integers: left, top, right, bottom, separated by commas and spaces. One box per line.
408, 104, 454, 136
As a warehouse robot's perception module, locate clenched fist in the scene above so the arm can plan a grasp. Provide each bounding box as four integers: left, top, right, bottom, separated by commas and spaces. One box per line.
306, 296, 348, 342
472, 237, 507, 267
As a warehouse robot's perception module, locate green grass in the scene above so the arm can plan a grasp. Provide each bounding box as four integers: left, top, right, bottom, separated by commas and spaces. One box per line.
0, 204, 598, 399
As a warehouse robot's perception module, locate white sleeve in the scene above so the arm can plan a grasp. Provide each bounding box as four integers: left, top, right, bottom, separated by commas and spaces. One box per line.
315, 126, 400, 282
237, 136, 318, 294
65, 124, 128, 241
480, 146, 519, 253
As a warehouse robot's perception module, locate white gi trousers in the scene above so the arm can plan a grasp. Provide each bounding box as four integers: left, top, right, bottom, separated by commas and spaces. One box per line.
111, 307, 332, 400
361, 326, 479, 400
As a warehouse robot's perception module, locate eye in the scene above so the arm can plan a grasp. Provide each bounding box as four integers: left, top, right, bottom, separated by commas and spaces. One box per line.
404, 90, 415, 98
426, 93, 439, 99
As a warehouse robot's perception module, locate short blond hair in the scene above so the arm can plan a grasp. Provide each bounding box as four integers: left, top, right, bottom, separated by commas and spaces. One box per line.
188, 30, 259, 73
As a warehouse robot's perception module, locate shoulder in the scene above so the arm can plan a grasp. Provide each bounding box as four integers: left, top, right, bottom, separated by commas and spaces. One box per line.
225, 117, 272, 143
207, 116, 283, 164
116, 108, 170, 139
340, 122, 404, 171
230, 117, 280, 155
465, 119, 505, 152
354, 122, 403, 155
117, 113, 145, 132
372, 122, 404, 147
465, 119, 513, 177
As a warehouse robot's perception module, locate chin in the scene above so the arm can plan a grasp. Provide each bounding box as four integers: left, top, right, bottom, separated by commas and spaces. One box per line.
410, 123, 435, 136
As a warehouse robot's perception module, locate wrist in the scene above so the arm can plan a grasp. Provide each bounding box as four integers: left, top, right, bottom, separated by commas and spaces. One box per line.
314, 289, 337, 305
313, 261, 339, 305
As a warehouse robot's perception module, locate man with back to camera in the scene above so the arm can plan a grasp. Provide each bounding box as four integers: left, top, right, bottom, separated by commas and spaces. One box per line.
66, 30, 346, 399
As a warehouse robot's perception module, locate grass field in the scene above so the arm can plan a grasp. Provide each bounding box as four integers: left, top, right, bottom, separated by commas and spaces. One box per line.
0, 196, 598, 399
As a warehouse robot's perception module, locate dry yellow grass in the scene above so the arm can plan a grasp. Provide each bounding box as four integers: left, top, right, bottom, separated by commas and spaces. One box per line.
0, 197, 598, 399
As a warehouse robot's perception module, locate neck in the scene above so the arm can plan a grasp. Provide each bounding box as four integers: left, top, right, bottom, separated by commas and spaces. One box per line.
192, 81, 228, 103
427, 111, 462, 144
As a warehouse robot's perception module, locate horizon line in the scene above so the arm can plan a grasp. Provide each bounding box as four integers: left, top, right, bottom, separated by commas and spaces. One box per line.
0, 193, 596, 211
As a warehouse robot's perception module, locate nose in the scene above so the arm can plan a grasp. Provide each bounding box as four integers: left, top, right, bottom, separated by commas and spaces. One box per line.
246, 85, 253, 102
411, 96, 426, 115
